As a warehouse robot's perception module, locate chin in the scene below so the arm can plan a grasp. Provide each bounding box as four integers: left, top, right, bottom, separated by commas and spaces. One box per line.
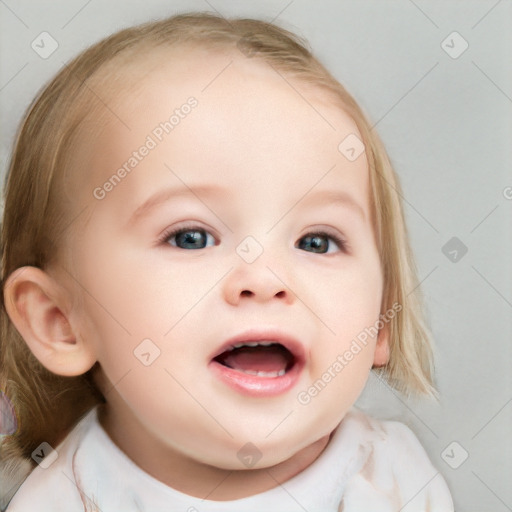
210, 425, 321, 471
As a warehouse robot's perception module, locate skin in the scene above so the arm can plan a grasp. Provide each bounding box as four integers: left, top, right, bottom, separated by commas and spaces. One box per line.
5, 47, 389, 500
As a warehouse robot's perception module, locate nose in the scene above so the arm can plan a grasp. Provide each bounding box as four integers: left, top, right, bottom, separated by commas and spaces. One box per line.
222, 254, 295, 307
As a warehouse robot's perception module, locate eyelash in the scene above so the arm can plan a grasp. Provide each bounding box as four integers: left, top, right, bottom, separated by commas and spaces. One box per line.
158, 223, 348, 253
158, 223, 216, 246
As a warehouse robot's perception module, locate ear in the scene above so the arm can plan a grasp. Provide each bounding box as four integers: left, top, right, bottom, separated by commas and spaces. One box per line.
3, 266, 96, 376
373, 322, 390, 367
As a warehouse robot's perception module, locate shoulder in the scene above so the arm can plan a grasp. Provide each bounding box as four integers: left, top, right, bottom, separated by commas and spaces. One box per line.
0, 453, 32, 511
6, 408, 99, 512
340, 408, 454, 512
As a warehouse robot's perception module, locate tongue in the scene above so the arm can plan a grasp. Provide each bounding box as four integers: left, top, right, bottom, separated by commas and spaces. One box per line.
219, 345, 291, 373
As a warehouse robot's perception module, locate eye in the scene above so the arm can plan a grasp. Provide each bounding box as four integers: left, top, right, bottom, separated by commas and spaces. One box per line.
296, 231, 347, 254
160, 225, 216, 250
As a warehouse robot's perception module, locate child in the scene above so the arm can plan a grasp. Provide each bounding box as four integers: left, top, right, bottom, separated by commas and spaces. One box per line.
0, 12, 453, 511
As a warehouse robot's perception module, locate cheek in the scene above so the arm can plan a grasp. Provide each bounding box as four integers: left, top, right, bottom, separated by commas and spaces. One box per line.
74, 246, 218, 379
311, 257, 383, 336
306, 255, 383, 384
75, 245, 206, 334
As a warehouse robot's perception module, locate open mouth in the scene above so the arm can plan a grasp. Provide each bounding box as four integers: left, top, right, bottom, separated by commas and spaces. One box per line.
209, 332, 305, 396
213, 342, 296, 378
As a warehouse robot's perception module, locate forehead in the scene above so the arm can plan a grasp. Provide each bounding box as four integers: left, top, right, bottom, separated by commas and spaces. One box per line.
81, 47, 370, 221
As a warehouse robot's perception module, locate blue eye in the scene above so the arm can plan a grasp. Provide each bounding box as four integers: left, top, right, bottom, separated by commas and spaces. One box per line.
163, 227, 216, 250
296, 232, 346, 254
160, 226, 346, 254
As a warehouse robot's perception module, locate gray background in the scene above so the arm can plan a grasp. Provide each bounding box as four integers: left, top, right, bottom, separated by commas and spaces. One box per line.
1, 0, 511, 510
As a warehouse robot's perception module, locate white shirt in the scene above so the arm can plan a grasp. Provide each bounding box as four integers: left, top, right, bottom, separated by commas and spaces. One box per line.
7, 407, 453, 511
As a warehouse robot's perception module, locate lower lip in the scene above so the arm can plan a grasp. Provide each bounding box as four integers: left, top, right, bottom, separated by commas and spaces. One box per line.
209, 360, 303, 397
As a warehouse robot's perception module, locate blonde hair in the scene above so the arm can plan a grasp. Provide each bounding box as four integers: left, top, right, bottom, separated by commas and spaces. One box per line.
0, 12, 435, 463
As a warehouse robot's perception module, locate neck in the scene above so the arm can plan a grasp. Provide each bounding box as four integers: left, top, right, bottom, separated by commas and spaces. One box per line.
98, 405, 331, 501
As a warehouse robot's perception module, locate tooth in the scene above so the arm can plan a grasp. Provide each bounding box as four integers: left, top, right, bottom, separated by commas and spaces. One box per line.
229, 341, 279, 350
237, 368, 287, 378
260, 370, 283, 377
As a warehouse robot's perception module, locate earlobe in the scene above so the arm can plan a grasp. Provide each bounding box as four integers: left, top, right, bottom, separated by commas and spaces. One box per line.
373, 324, 390, 367
3, 266, 96, 377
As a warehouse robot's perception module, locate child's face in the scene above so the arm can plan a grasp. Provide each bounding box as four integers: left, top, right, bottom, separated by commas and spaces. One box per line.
67, 47, 387, 469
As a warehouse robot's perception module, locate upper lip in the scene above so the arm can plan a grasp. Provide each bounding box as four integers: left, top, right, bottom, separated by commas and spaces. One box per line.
210, 328, 307, 364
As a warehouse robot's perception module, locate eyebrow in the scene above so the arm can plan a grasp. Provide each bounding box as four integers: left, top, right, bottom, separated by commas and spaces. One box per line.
127, 184, 366, 226
299, 189, 366, 221
127, 184, 228, 226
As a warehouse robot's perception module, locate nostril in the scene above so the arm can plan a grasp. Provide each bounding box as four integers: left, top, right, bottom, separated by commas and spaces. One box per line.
240, 290, 288, 299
